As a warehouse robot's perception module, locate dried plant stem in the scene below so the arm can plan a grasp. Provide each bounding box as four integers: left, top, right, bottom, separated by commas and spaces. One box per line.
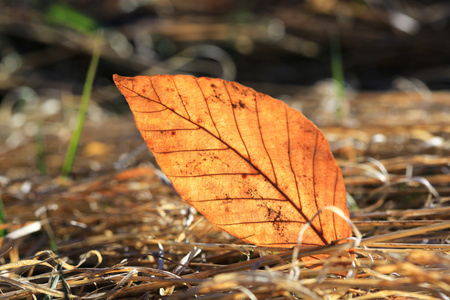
361, 221, 450, 244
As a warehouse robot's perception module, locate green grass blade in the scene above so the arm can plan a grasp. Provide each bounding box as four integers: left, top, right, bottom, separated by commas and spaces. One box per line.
46, 3, 99, 33
35, 124, 48, 175
61, 35, 101, 177
330, 32, 348, 121
0, 195, 6, 237
42, 220, 70, 300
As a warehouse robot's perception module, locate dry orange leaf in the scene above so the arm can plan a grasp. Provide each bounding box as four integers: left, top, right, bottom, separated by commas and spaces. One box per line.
114, 74, 351, 248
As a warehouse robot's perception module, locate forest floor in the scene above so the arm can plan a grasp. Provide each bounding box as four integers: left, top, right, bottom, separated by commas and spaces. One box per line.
0, 86, 449, 299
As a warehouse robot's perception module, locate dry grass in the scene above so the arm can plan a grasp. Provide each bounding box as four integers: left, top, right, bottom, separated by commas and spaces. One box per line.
0, 87, 449, 299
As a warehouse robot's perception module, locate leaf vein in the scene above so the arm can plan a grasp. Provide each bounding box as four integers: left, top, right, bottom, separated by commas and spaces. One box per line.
312, 131, 323, 233
190, 197, 288, 202
169, 172, 259, 178
332, 170, 338, 241
133, 108, 168, 113
286, 106, 301, 209
195, 78, 221, 139
217, 220, 306, 226
223, 83, 250, 160
140, 128, 200, 132
148, 77, 161, 103
255, 91, 277, 185
172, 77, 191, 120
154, 148, 229, 154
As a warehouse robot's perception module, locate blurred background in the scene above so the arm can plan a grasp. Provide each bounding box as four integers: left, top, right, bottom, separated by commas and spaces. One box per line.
1, 0, 449, 178
0, 4, 449, 297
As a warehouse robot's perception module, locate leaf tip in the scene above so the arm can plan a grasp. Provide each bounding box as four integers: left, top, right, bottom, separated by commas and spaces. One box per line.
113, 74, 134, 92
112, 74, 123, 85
